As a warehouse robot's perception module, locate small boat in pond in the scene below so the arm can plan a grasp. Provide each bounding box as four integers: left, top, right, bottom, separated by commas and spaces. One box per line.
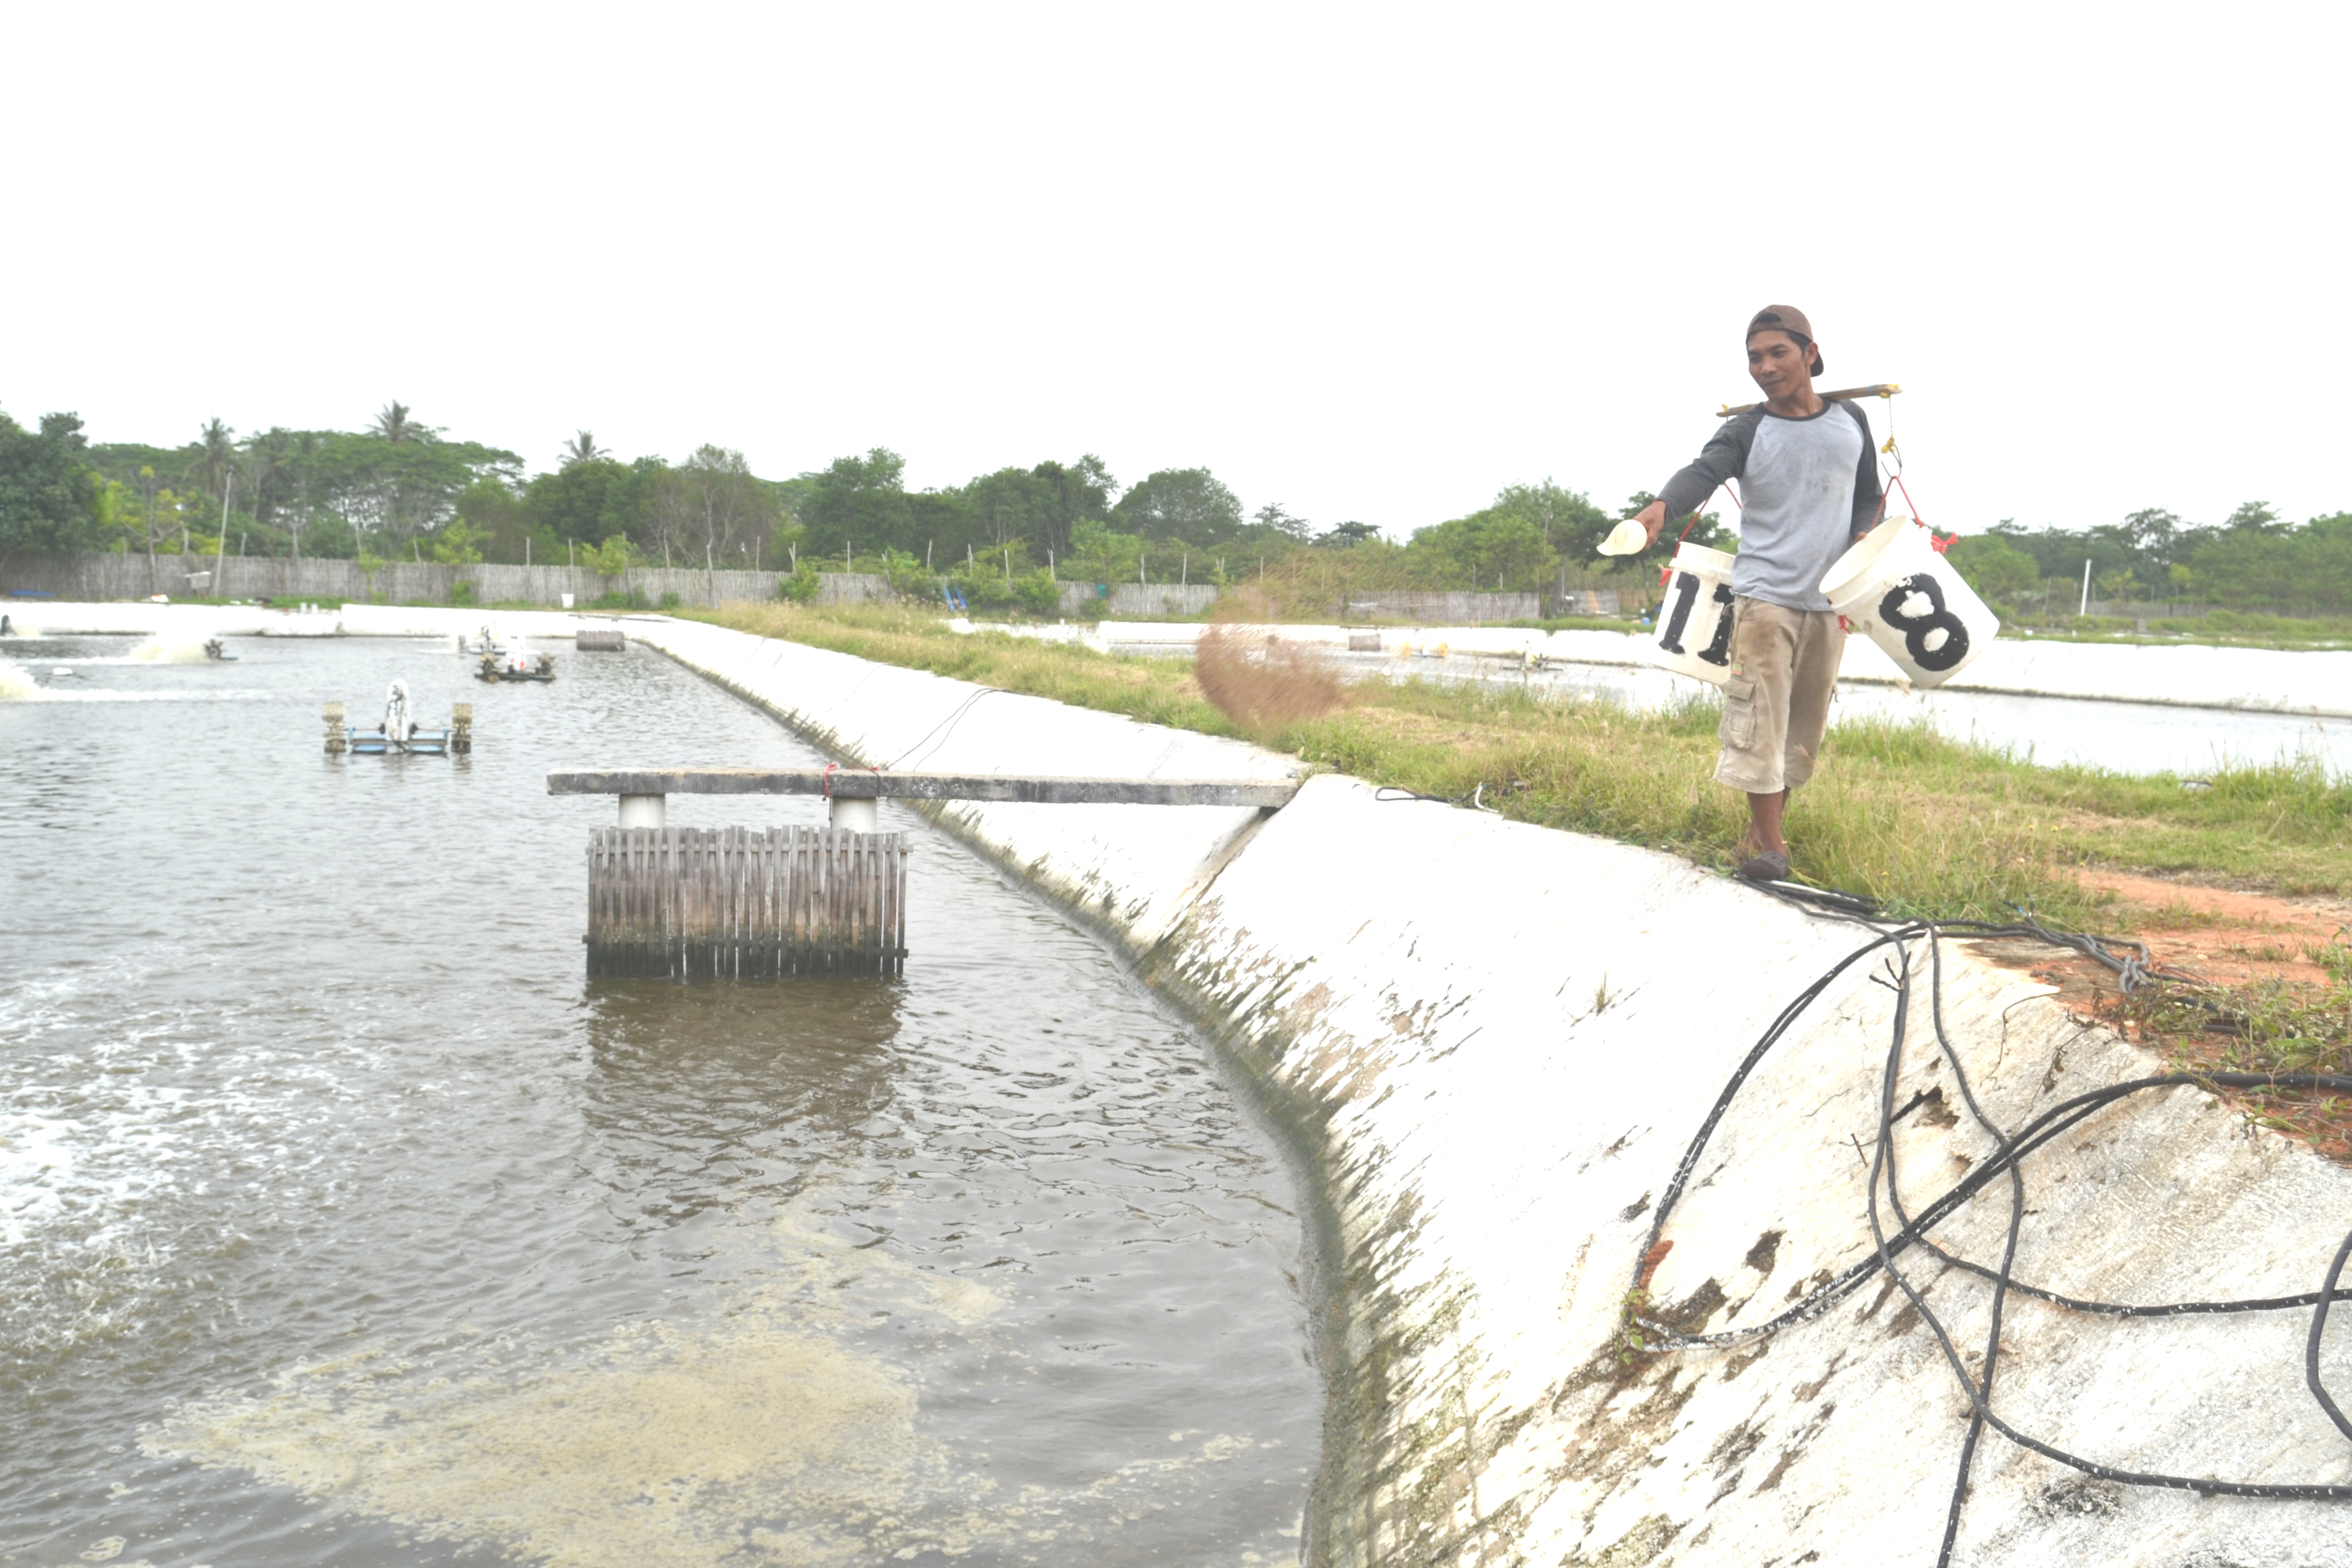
476, 647, 555, 682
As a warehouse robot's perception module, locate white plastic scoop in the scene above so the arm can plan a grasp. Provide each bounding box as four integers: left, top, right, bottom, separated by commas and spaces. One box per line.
1596, 519, 1649, 556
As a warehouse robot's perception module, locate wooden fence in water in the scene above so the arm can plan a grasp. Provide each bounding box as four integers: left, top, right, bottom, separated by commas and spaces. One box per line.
586, 825, 910, 977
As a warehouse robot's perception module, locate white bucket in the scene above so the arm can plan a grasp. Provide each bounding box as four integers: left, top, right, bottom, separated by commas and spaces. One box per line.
560, 592, 575, 609
1819, 519, 1998, 688
1646, 542, 1738, 685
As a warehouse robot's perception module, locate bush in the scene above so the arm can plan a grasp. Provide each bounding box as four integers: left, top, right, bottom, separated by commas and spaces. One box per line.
1015, 570, 1060, 617
934, 569, 1062, 618
449, 579, 477, 605
659, 591, 681, 609
778, 567, 822, 604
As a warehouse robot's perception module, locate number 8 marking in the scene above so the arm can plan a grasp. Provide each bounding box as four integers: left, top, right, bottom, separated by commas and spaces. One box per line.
1878, 573, 1970, 672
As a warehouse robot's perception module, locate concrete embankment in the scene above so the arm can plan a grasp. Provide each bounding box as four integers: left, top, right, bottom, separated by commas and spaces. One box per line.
603, 616, 2352, 1567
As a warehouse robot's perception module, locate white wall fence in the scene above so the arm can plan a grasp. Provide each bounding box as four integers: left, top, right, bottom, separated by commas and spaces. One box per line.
0, 551, 888, 608
1340, 590, 1545, 623
8, 552, 1622, 626
1056, 581, 1220, 618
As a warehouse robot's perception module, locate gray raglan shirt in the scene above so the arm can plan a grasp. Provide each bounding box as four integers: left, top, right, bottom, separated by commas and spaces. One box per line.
1657, 401, 1883, 612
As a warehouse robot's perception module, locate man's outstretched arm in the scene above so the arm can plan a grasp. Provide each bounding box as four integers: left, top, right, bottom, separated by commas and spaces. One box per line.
1635, 411, 1758, 548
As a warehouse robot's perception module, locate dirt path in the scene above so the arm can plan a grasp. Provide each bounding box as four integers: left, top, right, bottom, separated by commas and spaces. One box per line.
1959, 869, 2347, 1016
1951, 871, 2352, 1162
2073, 869, 2349, 986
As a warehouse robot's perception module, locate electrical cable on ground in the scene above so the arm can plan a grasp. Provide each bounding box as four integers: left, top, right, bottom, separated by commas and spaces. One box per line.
1625, 892, 2352, 1565
886, 686, 1002, 771
1373, 783, 1500, 812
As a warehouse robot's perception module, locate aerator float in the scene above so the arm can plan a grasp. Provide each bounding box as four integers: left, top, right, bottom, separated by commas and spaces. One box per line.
325, 681, 472, 756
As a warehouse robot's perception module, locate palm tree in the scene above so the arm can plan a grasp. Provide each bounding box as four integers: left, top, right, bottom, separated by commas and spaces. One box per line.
195, 418, 236, 505
374, 401, 420, 443
560, 430, 609, 469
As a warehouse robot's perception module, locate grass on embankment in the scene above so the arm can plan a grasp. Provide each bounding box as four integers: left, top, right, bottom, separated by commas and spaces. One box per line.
2016, 609, 2352, 650
698, 602, 2352, 933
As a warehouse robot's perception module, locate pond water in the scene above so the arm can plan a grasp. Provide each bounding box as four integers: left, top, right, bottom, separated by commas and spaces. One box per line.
1418, 655, 2352, 780
0, 635, 1320, 1567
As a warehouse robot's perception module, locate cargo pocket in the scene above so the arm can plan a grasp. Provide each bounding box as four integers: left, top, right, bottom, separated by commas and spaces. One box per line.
1719, 674, 1757, 748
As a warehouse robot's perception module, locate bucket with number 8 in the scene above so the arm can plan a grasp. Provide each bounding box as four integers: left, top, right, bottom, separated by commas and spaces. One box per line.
1819, 518, 1998, 688
1645, 542, 1739, 685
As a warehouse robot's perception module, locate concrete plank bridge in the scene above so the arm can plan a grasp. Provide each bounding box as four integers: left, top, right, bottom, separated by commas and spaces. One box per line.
548, 767, 1301, 975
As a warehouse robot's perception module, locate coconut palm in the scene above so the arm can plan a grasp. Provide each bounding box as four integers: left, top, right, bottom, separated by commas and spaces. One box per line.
194, 418, 236, 504
374, 401, 421, 443
560, 430, 609, 469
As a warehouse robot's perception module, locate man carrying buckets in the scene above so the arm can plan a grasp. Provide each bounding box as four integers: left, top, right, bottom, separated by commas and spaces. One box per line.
1630, 305, 1882, 885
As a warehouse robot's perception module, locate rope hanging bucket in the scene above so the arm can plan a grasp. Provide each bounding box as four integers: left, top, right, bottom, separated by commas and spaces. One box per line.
1645, 542, 1737, 685
1819, 518, 1998, 688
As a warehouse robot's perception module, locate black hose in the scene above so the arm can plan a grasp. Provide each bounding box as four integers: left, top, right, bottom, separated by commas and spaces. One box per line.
2308, 1229, 2352, 1444
1628, 913, 2352, 1561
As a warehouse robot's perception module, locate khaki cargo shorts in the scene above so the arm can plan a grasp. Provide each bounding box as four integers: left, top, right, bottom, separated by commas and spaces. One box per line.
1714, 597, 1846, 794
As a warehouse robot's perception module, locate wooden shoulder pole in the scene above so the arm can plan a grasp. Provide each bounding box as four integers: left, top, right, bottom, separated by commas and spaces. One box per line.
1717, 383, 1901, 418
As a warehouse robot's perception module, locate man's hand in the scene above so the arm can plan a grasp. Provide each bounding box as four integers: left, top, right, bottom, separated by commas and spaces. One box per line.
1635, 499, 1670, 549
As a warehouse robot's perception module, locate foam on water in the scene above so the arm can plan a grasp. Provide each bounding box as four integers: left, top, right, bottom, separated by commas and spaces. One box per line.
18, 688, 268, 702
0, 1109, 79, 1244
0, 967, 246, 1378
125, 635, 210, 664
152, 1204, 1284, 1566
159, 1319, 938, 1568
0, 659, 36, 699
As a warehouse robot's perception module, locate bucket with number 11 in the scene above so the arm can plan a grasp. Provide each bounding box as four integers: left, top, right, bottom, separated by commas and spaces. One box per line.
1645, 542, 1738, 685
1819, 518, 1997, 688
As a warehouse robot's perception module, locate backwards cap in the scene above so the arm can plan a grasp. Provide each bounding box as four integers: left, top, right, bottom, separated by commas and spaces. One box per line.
1747, 305, 1822, 375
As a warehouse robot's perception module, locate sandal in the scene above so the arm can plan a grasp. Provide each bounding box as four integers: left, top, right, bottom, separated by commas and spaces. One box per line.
1737, 848, 1791, 884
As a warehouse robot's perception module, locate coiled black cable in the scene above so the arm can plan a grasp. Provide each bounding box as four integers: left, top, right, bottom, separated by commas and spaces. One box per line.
1627, 903, 2352, 1564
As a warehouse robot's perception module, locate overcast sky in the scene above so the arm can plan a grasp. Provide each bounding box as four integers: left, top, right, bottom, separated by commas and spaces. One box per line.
6, 4, 2344, 539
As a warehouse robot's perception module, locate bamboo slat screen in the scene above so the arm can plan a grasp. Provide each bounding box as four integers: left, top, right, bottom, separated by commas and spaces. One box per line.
586, 826, 911, 977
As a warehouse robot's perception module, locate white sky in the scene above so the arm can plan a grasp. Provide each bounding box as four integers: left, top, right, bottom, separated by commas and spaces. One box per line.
5, 3, 2345, 539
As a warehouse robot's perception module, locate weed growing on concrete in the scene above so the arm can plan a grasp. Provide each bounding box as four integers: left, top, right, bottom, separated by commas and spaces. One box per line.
1612, 1288, 1656, 1367
2120, 963, 2352, 1158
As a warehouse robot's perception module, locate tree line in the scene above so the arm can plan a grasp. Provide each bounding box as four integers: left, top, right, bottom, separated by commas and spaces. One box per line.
5, 399, 2346, 615
0, 403, 1698, 604
1943, 503, 2352, 616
